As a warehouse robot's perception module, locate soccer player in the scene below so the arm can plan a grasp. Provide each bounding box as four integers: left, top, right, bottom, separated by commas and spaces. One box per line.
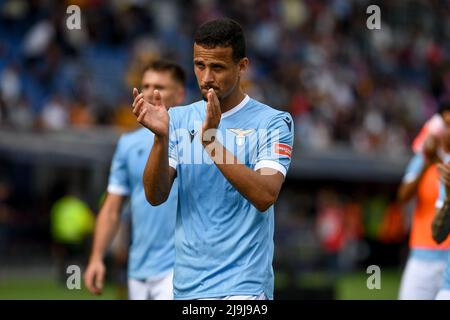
430, 100, 450, 299
397, 128, 450, 299
84, 60, 186, 300
132, 18, 294, 300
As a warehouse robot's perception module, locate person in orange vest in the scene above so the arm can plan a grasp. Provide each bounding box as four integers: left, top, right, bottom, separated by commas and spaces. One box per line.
398, 101, 450, 299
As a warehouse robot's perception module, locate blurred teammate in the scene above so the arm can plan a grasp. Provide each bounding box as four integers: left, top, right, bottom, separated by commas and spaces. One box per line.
397, 107, 450, 299
50, 189, 95, 284
84, 60, 186, 300
429, 100, 450, 299
132, 18, 294, 300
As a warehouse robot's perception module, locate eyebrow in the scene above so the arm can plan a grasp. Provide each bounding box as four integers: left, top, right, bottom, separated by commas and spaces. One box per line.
193, 60, 226, 68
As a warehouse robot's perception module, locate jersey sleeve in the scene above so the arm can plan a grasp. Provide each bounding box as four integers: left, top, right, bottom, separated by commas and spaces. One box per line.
107, 136, 131, 196
168, 108, 179, 170
412, 114, 445, 153
254, 112, 294, 177
402, 153, 425, 184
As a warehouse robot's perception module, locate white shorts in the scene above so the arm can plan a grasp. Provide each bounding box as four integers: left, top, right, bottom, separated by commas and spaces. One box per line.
198, 293, 267, 300
435, 289, 450, 300
128, 270, 173, 300
398, 257, 446, 300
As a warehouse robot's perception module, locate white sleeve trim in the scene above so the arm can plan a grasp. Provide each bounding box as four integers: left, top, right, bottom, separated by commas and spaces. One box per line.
254, 160, 287, 177
402, 172, 419, 184
169, 158, 178, 170
107, 184, 130, 196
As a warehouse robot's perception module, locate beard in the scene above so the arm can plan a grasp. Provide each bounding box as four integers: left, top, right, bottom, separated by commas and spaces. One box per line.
200, 76, 240, 102
201, 89, 223, 102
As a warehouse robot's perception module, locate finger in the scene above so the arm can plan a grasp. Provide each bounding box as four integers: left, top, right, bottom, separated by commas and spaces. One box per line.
132, 98, 145, 116
206, 95, 214, 120
211, 89, 221, 118
438, 164, 448, 173
95, 270, 104, 294
84, 270, 93, 291
137, 108, 147, 123
440, 173, 450, 182
440, 173, 450, 183
154, 90, 162, 107
133, 93, 144, 108
133, 88, 139, 99
85, 270, 97, 294
208, 89, 218, 119
211, 89, 220, 108
133, 93, 144, 105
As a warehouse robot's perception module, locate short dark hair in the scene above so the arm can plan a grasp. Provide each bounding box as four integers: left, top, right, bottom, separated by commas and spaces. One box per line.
142, 60, 186, 86
438, 98, 450, 115
194, 18, 246, 63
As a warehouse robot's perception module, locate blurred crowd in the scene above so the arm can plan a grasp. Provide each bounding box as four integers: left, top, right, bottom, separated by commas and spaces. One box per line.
275, 184, 407, 274
1, 0, 450, 154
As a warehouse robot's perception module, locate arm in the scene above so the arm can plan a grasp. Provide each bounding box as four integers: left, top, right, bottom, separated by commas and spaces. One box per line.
84, 193, 124, 295
143, 135, 176, 205
398, 136, 440, 202
201, 89, 290, 212
132, 88, 175, 205
397, 161, 430, 202
203, 139, 285, 211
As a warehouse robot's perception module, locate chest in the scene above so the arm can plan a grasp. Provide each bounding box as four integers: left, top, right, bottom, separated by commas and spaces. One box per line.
177, 119, 263, 166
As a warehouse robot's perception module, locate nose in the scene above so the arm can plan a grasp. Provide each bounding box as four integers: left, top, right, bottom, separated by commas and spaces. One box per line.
202, 68, 214, 85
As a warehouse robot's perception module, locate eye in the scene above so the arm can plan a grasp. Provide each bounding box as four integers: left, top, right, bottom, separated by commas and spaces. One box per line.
213, 65, 224, 71
195, 62, 205, 70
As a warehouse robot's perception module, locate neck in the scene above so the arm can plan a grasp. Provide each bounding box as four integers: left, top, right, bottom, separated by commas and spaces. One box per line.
220, 89, 246, 114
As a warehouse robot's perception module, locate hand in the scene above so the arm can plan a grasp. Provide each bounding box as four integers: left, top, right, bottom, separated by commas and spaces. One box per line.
437, 163, 450, 188
423, 135, 441, 165
84, 259, 106, 295
132, 88, 169, 137
201, 89, 221, 146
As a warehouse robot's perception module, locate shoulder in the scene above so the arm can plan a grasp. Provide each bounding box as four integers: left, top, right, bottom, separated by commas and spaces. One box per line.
117, 128, 152, 151
169, 101, 204, 115
248, 98, 293, 129
168, 101, 205, 124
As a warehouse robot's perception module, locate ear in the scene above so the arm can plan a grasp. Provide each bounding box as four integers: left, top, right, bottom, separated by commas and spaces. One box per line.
175, 86, 185, 105
238, 57, 249, 74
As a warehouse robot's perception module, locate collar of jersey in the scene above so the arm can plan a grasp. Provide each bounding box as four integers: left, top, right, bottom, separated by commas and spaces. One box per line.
219, 94, 250, 119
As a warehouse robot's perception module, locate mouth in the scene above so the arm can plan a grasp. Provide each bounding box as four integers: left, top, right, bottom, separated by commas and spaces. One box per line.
201, 86, 219, 92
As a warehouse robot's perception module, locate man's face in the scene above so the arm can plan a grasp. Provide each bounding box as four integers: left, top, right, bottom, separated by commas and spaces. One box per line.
193, 43, 247, 101
141, 70, 184, 108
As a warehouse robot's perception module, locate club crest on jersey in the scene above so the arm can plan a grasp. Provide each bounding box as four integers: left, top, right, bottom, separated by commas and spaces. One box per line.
228, 128, 254, 147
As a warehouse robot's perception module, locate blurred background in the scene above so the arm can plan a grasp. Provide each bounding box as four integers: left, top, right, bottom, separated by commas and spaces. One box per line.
1, 0, 449, 299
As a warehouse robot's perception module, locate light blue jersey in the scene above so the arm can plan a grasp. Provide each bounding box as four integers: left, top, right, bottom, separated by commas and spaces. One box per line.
167, 95, 294, 299
402, 153, 425, 184
108, 128, 177, 280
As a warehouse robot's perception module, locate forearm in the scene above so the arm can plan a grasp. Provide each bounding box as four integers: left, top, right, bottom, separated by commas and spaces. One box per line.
89, 207, 121, 262
398, 163, 430, 202
204, 140, 281, 212
143, 135, 171, 205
